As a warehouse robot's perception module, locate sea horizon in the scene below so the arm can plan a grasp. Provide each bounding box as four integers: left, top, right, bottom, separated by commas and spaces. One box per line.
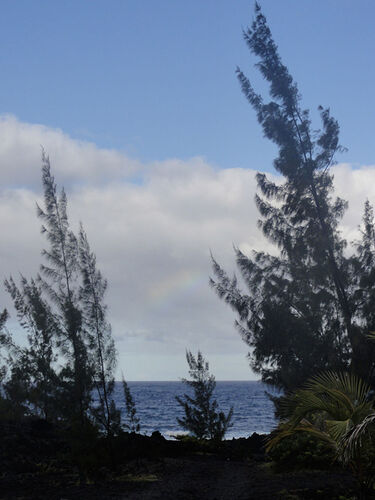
120, 379, 262, 383
109, 380, 279, 439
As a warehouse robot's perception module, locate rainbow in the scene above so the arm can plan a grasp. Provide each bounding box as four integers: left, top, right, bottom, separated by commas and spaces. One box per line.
148, 269, 206, 309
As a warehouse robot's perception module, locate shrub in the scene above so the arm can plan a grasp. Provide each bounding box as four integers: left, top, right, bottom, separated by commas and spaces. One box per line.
268, 428, 335, 471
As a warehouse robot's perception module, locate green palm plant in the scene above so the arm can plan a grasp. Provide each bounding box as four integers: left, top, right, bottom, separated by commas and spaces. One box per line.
267, 371, 375, 495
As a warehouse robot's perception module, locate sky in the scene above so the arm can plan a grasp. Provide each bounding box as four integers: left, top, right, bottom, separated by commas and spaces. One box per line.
1, 1, 375, 380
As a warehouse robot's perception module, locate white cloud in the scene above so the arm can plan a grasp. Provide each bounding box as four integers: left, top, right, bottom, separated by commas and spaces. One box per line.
332, 164, 375, 243
1, 115, 375, 379
0, 114, 140, 188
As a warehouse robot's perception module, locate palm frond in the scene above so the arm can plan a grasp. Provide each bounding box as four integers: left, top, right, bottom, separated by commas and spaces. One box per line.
341, 412, 375, 463
325, 418, 352, 443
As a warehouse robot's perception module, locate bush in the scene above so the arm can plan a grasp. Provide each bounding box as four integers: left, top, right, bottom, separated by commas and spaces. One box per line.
267, 430, 335, 471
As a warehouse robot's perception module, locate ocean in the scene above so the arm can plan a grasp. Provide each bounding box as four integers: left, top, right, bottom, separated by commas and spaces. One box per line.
112, 381, 280, 439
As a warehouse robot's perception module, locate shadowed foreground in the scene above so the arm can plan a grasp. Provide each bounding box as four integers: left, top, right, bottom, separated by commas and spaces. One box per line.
0, 419, 360, 500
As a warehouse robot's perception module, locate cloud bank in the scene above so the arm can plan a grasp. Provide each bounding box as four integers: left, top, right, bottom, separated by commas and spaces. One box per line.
1, 115, 374, 379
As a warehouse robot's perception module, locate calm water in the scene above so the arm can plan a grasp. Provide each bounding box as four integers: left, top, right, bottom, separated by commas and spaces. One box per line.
112, 381, 280, 439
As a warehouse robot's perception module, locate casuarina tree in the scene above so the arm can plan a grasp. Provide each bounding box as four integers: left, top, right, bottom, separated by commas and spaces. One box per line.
176, 350, 233, 440
36, 153, 92, 423
2, 155, 136, 432
79, 225, 119, 435
121, 375, 141, 432
211, 4, 375, 392
4, 276, 58, 420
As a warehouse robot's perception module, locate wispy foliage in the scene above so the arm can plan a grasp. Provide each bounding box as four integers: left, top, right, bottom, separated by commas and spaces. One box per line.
4, 276, 58, 419
36, 153, 92, 423
121, 376, 140, 433
79, 226, 119, 435
1, 155, 129, 433
176, 350, 233, 440
211, 4, 375, 391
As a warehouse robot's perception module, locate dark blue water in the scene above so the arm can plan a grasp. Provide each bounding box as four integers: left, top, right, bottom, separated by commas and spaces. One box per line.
113, 381, 279, 439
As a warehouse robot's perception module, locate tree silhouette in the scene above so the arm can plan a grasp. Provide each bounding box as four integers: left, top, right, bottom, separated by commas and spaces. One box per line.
36, 153, 91, 423
79, 225, 118, 435
1, 155, 138, 432
176, 350, 233, 440
211, 4, 375, 391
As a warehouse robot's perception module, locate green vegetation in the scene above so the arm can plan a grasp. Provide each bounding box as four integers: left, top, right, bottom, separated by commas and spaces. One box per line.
267, 431, 335, 472
268, 372, 375, 495
176, 350, 233, 440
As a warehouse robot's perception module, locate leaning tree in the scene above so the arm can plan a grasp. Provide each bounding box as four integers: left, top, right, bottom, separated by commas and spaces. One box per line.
211, 4, 375, 392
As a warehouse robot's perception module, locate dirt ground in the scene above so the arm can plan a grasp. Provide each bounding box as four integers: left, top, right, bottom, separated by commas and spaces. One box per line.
0, 420, 363, 500
1, 455, 358, 500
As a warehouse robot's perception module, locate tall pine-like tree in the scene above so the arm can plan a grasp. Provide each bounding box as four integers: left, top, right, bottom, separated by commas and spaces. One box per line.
1, 157, 136, 431
79, 226, 119, 435
211, 4, 374, 391
36, 153, 92, 423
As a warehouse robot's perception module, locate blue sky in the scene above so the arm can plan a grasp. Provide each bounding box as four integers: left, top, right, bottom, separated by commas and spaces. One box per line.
0, 1, 374, 171
1, 1, 375, 380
